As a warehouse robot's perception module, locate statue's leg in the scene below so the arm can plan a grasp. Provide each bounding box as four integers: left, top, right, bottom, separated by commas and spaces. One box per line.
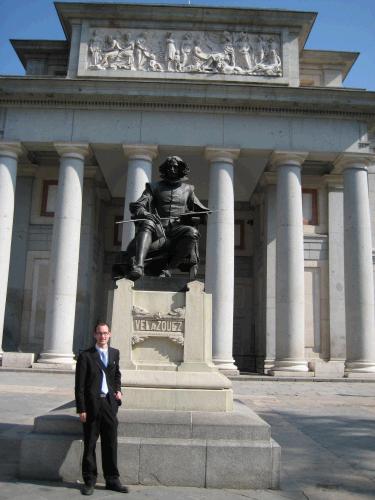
168, 225, 199, 270
127, 229, 152, 281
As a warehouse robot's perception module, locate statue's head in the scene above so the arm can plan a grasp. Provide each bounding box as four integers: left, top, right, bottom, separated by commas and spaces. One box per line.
159, 156, 189, 181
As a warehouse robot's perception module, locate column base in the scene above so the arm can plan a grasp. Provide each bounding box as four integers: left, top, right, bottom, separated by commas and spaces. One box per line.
263, 358, 276, 375
345, 361, 375, 378
37, 352, 76, 370
213, 358, 239, 376
313, 359, 345, 378
269, 360, 311, 377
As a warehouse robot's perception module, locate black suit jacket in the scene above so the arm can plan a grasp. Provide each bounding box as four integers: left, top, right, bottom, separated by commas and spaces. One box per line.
75, 346, 122, 419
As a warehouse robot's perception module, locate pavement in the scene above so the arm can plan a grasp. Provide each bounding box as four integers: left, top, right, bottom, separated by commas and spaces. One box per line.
0, 370, 375, 499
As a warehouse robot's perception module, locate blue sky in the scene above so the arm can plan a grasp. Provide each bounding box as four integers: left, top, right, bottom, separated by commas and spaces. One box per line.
1, 0, 374, 90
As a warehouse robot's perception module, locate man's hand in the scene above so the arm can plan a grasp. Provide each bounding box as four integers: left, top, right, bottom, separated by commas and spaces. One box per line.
143, 212, 160, 225
79, 412, 87, 423
114, 391, 122, 401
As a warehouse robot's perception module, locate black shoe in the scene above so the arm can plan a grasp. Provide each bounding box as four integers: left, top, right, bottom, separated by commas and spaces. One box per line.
127, 265, 144, 281
105, 478, 129, 493
81, 483, 94, 495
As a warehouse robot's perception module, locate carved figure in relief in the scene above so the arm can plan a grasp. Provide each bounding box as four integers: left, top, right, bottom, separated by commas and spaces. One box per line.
100, 36, 124, 69
266, 38, 282, 73
88, 32, 102, 67
191, 36, 223, 72
237, 32, 254, 71
253, 35, 267, 66
116, 33, 135, 70
173, 50, 182, 72
134, 33, 153, 70
149, 54, 163, 71
253, 37, 282, 75
165, 32, 177, 71
180, 33, 193, 69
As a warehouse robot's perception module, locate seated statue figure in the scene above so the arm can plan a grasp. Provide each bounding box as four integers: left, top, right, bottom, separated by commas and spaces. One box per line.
114, 156, 210, 281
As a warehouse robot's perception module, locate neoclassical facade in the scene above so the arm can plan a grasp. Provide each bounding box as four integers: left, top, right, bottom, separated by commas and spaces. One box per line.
1, 2, 375, 376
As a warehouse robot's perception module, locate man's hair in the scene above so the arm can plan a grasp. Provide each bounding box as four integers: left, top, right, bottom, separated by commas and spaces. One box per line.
159, 156, 189, 179
94, 320, 111, 332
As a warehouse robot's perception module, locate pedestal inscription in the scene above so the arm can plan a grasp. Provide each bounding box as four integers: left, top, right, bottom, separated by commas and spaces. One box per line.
132, 305, 185, 345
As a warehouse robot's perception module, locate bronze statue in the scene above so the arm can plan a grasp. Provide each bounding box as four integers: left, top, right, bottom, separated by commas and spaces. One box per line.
113, 156, 209, 281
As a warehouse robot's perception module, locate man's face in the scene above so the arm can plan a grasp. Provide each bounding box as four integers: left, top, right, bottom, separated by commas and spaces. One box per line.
165, 157, 180, 181
94, 324, 111, 348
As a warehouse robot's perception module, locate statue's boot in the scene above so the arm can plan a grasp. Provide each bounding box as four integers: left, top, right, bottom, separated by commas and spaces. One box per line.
168, 234, 198, 270
127, 231, 152, 281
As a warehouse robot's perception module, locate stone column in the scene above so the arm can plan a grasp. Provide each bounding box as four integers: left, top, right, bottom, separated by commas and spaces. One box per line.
323, 175, 346, 376
260, 174, 277, 374
121, 145, 158, 250
335, 154, 375, 376
271, 151, 309, 374
38, 143, 89, 367
0, 142, 23, 355
205, 147, 240, 374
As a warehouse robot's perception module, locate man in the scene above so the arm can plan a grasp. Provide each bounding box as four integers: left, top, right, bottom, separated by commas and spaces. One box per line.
75, 321, 128, 495
126, 155, 209, 280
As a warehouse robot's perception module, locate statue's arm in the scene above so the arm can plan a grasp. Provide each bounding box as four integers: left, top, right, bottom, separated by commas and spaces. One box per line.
129, 184, 153, 217
189, 186, 210, 213
182, 185, 210, 225
129, 183, 160, 225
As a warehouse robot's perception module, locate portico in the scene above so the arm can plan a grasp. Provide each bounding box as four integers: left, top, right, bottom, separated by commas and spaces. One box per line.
1, 1, 375, 377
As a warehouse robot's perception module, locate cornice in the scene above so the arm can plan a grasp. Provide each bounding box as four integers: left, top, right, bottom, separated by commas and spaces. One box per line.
1, 78, 375, 121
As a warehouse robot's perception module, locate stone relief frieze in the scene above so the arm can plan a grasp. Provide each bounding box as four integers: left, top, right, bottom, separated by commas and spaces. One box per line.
87, 29, 282, 77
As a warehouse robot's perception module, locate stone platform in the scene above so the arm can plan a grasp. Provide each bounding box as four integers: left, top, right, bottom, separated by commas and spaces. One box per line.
19, 400, 280, 489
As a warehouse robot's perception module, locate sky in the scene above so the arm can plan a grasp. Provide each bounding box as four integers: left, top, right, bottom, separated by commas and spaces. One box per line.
0, 0, 374, 90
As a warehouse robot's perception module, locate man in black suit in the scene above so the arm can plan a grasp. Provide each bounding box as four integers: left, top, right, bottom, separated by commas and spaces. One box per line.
75, 321, 128, 495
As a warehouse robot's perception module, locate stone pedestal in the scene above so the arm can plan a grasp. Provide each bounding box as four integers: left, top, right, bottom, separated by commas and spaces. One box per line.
18, 278, 281, 489
1, 352, 35, 368
109, 278, 233, 411
19, 401, 280, 489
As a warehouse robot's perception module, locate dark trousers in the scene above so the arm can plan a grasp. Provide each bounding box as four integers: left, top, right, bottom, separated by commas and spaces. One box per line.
82, 396, 119, 484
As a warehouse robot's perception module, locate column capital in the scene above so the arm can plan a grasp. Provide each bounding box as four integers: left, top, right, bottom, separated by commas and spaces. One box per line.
270, 151, 308, 169
122, 144, 158, 161
204, 147, 240, 163
0, 141, 23, 159
333, 153, 375, 173
54, 142, 90, 160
